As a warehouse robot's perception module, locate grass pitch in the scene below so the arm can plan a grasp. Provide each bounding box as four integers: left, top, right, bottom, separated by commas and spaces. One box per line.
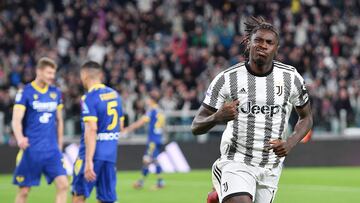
1, 167, 359, 203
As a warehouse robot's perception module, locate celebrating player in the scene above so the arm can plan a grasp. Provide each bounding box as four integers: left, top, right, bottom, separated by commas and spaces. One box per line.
192, 16, 313, 203
72, 61, 124, 203
12, 57, 69, 203
123, 89, 165, 189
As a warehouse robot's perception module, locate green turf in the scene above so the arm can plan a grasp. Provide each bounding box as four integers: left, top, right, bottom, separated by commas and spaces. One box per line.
1, 167, 359, 203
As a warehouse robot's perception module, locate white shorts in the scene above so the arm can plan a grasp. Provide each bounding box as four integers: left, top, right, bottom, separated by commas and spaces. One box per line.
211, 159, 283, 203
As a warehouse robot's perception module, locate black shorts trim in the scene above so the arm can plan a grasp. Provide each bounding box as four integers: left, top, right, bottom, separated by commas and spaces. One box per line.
222, 192, 253, 203
202, 102, 217, 112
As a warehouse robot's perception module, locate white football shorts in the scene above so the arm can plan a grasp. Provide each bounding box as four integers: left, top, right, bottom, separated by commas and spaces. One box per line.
211, 158, 283, 203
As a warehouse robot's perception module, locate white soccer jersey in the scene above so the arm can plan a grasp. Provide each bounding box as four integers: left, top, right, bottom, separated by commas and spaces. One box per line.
203, 61, 309, 168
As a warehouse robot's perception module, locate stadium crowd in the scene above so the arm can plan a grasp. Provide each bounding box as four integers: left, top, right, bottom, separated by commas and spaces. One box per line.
0, 0, 359, 143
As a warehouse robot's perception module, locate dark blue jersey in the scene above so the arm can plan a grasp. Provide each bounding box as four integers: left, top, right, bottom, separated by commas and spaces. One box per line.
142, 107, 165, 144
79, 84, 123, 163
14, 82, 63, 152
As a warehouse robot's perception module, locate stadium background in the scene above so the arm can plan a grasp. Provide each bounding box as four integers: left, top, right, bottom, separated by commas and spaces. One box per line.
0, 0, 359, 202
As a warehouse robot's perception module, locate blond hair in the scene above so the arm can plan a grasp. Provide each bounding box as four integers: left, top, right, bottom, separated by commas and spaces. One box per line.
36, 57, 57, 70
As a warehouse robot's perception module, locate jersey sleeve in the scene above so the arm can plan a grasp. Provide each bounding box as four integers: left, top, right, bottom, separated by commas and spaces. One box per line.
141, 110, 152, 123
82, 95, 98, 122
57, 89, 64, 110
202, 72, 228, 111
117, 96, 124, 119
290, 71, 309, 108
14, 89, 27, 110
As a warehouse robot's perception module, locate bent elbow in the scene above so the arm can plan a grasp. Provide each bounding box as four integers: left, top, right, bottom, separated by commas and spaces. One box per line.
191, 123, 201, 136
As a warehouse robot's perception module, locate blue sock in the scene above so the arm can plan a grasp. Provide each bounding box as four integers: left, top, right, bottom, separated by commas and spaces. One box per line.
142, 167, 149, 177
155, 165, 162, 174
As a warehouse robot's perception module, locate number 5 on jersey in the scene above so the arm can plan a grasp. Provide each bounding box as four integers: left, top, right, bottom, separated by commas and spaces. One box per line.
107, 101, 118, 130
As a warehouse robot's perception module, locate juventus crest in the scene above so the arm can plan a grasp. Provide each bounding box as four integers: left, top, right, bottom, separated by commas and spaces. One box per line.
276, 85, 283, 96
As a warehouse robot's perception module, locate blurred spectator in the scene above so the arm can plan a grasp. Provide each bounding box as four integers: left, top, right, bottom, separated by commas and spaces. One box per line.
0, 0, 359, 143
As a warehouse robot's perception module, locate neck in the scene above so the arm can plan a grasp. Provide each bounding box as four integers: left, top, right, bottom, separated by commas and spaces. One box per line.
248, 58, 273, 76
87, 80, 102, 90
33, 78, 47, 88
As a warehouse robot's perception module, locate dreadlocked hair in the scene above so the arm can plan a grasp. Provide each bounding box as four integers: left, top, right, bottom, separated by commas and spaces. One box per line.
241, 16, 279, 56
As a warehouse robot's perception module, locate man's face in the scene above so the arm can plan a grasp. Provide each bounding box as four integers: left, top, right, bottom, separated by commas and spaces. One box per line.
249, 29, 279, 65
37, 66, 56, 85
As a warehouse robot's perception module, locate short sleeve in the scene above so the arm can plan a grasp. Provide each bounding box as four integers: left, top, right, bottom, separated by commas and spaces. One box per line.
203, 73, 227, 111
290, 71, 309, 108
57, 89, 64, 110
117, 96, 123, 118
14, 89, 27, 110
82, 95, 98, 122
142, 110, 151, 123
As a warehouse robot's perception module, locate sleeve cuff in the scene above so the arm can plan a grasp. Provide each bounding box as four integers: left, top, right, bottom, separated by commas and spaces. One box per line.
83, 116, 98, 122
295, 100, 309, 109
57, 104, 64, 110
142, 116, 150, 123
14, 104, 26, 110
202, 102, 217, 112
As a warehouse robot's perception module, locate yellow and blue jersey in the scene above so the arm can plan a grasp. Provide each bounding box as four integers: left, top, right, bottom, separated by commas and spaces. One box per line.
14, 82, 63, 152
143, 107, 165, 144
79, 84, 123, 163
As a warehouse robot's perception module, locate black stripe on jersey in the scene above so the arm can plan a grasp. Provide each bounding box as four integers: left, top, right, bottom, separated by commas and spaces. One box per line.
244, 72, 256, 165
294, 76, 305, 105
224, 62, 245, 73
227, 71, 239, 160
273, 61, 295, 72
259, 72, 275, 167
209, 74, 225, 108
273, 72, 291, 168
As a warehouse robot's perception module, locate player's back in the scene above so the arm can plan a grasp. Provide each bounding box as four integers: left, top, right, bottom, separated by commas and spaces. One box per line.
146, 107, 165, 144
79, 84, 123, 163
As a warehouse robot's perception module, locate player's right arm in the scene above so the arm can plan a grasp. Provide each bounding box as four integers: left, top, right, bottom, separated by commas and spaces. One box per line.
191, 72, 237, 135
191, 101, 239, 135
12, 105, 29, 150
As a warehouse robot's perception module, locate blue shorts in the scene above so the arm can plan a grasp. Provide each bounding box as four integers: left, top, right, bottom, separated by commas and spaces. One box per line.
13, 149, 67, 187
72, 158, 117, 202
144, 142, 162, 160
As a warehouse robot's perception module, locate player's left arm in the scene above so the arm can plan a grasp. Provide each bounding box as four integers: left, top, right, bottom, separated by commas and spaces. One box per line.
84, 120, 98, 181
270, 102, 313, 157
123, 116, 148, 134
56, 107, 64, 151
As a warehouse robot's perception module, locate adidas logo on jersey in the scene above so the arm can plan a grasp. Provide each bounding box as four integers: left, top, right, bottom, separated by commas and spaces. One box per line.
238, 88, 247, 94
239, 102, 281, 117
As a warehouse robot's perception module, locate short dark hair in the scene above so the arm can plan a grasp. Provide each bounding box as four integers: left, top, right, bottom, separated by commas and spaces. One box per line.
81, 61, 101, 70
241, 16, 280, 55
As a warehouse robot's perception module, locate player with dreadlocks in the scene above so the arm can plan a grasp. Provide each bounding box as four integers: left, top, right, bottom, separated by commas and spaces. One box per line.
192, 16, 313, 203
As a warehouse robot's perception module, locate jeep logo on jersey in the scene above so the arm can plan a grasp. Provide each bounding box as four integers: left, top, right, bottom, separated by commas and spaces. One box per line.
240, 102, 281, 117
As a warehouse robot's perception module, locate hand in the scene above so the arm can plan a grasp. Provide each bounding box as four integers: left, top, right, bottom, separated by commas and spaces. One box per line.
84, 161, 96, 182
17, 136, 29, 150
214, 100, 239, 123
269, 139, 293, 157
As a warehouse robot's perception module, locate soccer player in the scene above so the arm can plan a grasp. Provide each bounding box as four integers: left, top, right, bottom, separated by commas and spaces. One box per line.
12, 57, 69, 203
72, 61, 124, 203
123, 89, 165, 189
192, 16, 313, 203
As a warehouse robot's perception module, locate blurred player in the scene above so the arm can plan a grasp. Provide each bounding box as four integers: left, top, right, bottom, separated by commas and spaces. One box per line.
192, 16, 313, 203
123, 89, 165, 189
72, 61, 124, 203
12, 57, 69, 203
